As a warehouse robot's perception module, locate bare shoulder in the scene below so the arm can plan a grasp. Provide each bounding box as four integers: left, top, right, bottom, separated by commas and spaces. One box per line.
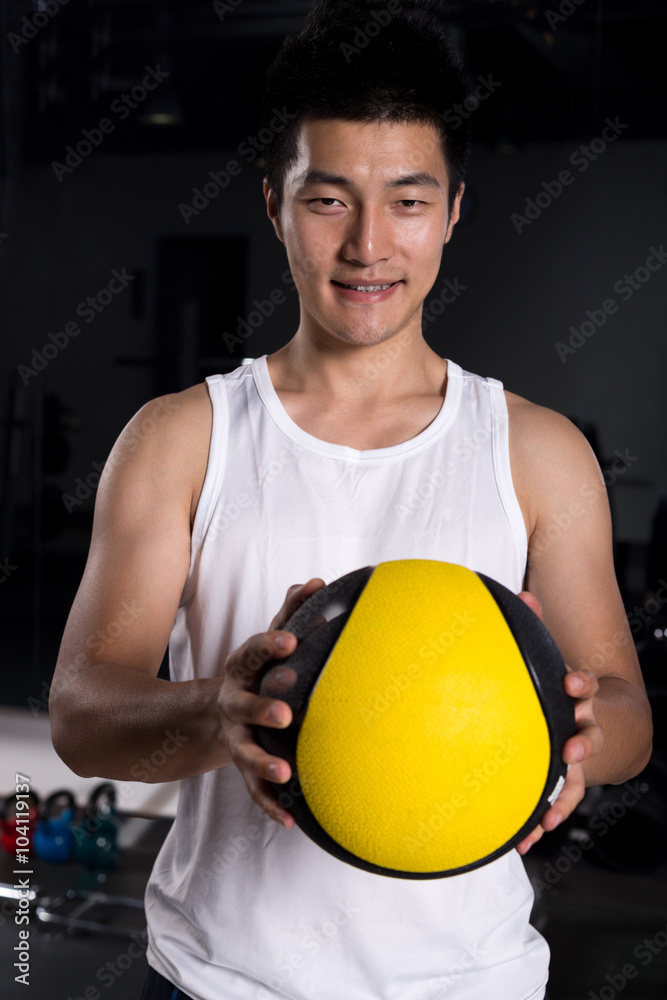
101, 381, 213, 531
504, 388, 603, 542
504, 387, 584, 450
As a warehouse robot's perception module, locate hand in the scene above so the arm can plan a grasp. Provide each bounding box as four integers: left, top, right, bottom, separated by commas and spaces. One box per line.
514, 591, 604, 855
217, 578, 326, 829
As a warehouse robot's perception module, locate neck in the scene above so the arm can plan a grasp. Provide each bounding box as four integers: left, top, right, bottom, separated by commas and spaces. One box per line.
267, 328, 447, 405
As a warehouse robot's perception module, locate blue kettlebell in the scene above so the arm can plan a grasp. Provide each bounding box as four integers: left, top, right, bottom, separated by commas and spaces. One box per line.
34, 790, 76, 863
73, 782, 122, 872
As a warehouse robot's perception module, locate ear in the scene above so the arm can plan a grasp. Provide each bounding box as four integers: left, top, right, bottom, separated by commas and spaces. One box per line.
264, 178, 285, 244
444, 182, 465, 245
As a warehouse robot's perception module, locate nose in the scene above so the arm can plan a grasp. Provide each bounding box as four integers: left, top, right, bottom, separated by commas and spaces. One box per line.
340, 202, 395, 267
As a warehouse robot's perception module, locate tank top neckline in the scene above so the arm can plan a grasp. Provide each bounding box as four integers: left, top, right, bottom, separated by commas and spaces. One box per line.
250, 353, 463, 462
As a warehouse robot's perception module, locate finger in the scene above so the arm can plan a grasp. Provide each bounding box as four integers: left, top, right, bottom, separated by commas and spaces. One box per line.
261, 665, 298, 698
281, 577, 327, 627
539, 763, 586, 832
517, 591, 543, 620
226, 630, 298, 688
269, 577, 327, 631
243, 771, 296, 829
516, 823, 545, 855
222, 687, 293, 730
300, 612, 328, 638
562, 724, 604, 766
564, 670, 599, 698
229, 727, 296, 828
232, 725, 292, 782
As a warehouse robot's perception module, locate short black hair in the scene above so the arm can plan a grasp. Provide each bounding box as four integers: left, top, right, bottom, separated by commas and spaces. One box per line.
260, 0, 473, 221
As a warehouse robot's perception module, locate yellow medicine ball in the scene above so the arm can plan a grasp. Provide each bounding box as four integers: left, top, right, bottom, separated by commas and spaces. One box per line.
256, 560, 575, 878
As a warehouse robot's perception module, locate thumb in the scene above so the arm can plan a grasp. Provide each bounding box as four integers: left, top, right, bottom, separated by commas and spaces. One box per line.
517, 590, 543, 620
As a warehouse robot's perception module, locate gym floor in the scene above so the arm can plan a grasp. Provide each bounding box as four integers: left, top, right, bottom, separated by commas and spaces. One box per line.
1, 812, 666, 1000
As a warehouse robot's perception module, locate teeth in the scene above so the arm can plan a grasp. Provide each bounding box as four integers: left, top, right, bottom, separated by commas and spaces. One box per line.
341, 283, 393, 291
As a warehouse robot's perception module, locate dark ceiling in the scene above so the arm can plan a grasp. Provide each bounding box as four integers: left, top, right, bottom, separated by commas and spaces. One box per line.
1, 0, 666, 173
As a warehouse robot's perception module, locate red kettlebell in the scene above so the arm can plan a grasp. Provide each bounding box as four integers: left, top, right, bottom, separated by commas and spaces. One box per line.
1, 791, 40, 857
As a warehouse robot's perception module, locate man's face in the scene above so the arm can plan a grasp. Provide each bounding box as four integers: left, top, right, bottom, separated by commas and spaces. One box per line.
264, 118, 464, 349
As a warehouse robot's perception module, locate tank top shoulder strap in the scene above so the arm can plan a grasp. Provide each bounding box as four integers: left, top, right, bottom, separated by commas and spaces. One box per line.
178, 374, 230, 607
193, 373, 230, 549
483, 373, 528, 586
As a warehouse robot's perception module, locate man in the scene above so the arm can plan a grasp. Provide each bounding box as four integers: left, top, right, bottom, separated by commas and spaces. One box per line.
50, 2, 652, 998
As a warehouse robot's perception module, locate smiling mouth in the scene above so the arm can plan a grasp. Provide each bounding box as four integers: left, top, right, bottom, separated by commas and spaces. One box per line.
332, 280, 401, 292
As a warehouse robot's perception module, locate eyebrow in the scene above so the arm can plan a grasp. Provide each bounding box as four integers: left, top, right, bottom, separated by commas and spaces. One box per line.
295, 169, 442, 192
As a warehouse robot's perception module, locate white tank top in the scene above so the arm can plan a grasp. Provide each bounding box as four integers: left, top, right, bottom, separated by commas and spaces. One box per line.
145, 355, 549, 1000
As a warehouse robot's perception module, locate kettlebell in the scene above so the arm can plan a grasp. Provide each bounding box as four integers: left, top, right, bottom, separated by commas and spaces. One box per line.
34, 790, 76, 864
73, 782, 122, 872
1, 791, 40, 857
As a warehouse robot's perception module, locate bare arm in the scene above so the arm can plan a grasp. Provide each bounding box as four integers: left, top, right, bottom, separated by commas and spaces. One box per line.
49, 387, 232, 782
519, 406, 652, 785
508, 400, 652, 851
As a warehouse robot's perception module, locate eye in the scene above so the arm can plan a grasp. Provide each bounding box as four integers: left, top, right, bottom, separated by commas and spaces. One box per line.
310, 198, 424, 208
